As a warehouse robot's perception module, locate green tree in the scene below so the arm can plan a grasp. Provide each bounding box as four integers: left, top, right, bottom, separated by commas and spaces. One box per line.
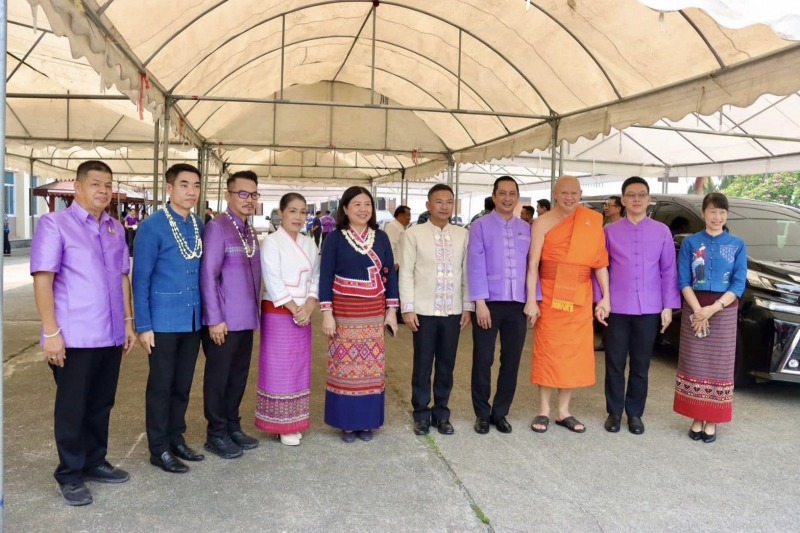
718, 172, 800, 208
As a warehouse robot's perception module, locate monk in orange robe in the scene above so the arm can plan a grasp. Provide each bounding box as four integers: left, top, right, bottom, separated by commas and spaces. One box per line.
524, 176, 610, 433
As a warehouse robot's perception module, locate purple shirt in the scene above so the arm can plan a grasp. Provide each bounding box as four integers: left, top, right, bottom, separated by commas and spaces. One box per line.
200, 209, 262, 331
320, 216, 336, 234
604, 217, 681, 315
124, 215, 139, 226
30, 202, 130, 348
467, 210, 530, 303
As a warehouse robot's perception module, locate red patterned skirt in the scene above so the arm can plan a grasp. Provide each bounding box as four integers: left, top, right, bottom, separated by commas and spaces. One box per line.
673, 292, 738, 423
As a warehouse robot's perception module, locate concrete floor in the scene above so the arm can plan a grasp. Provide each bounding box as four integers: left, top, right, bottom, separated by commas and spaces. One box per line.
4, 249, 800, 532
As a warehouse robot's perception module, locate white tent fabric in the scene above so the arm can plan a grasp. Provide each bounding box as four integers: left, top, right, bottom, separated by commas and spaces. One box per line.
22, 0, 800, 183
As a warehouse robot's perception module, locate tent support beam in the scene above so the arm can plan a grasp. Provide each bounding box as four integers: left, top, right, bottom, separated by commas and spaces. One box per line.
161, 99, 171, 209
631, 124, 800, 143
549, 118, 559, 202
280, 15, 285, 99
152, 118, 160, 210
370, 5, 376, 105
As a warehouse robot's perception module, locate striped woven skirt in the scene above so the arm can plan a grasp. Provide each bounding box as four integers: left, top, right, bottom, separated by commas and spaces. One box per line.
673, 292, 738, 423
255, 300, 311, 434
324, 293, 386, 431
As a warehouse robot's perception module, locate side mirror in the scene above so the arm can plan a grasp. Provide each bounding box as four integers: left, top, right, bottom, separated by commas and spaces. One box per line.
673, 233, 690, 247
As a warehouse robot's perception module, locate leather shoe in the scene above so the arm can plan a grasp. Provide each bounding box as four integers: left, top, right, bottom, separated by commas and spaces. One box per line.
492, 417, 512, 434
204, 436, 243, 459
83, 461, 130, 483
150, 451, 189, 474
230, 430, 259, 450
170, 443, 205, 462
432, 419, 454, 435
701, 430, 716, 443
604, 414, 621, 433
474, 417, 490, 434
413, 420, 430, 436
628, 416, 645, 435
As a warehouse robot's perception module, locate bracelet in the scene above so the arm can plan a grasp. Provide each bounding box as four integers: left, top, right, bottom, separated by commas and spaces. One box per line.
124, 317, 135, 321
43, 328, 62, 338
716, 299, 726, 309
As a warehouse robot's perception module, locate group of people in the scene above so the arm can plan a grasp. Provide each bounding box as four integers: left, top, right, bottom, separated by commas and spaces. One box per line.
31, 162, 747, 508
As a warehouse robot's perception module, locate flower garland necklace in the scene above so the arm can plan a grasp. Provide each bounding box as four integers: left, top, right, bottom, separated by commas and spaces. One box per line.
163, 206, 203, 260
343, 226, 375, 255
225, 211, 256, 258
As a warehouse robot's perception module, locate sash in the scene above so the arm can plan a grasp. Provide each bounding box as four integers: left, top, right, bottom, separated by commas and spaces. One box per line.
549, 207, 598, 313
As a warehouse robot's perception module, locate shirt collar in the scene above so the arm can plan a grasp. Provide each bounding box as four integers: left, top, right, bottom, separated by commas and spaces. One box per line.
489, 209, 516, 225
225, 208, 246, 229
69, 201, 112, 225
166, 201, 192, 222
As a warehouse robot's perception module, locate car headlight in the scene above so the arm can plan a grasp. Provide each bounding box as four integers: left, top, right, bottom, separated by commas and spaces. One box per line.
747, 270, 800, 295
754, 297, 800, 315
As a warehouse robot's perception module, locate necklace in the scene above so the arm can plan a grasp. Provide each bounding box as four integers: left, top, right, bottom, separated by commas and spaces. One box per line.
225, 211, 256, 258
163, 206, 203, 260
343, 226, 375, 255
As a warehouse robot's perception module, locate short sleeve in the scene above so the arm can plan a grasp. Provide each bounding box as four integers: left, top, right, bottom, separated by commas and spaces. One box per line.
30, 214, 63, 275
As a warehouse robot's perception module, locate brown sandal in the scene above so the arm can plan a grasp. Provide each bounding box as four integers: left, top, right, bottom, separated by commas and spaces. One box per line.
530, 415, 550, 433
555, 416, 586, 433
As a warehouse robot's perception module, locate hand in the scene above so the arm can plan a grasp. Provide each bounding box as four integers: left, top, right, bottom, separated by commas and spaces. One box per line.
43, 332, 66, 368
694, 305, 716, 322
138, 331, 155, 355
594, 297, 611, 326
322, 312, 336, 337
402, 311, 419, 332
384, 309, 398, 336
524, 300, 540, 328
460, 311, 471, 331
209, 322, 228, 345
123, 322, 137, 355
660, 308, 673, 334
475, 301, 492, 330
293, 306, 309, 327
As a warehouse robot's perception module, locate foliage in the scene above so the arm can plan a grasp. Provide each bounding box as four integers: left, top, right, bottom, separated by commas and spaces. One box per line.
717, 173, 800, 208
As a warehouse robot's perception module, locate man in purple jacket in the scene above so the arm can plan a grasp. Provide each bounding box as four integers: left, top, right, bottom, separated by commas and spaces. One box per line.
467, 176, 530, 434
601, 176, 681, 435
31, 160, 137, 506
200, 170, 263, 458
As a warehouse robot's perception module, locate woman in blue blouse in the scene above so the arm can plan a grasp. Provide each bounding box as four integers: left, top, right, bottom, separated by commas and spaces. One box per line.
673, 192, 747, 443
319, 186, 399, 443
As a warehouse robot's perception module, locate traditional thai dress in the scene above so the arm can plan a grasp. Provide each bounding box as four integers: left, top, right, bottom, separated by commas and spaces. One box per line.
319, 227, 399, 431
256, 227, 320, 434
674, 230, 747, 423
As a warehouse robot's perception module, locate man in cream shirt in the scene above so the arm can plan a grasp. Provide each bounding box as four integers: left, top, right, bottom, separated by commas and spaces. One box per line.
384, 205, 411, 270
400, 184, 473, 436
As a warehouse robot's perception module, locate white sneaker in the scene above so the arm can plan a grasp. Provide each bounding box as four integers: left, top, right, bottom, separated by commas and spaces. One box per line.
280, 433, 301, 446
295, 432, 303, 440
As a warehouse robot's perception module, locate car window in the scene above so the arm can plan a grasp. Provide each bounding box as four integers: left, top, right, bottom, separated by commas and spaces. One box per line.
725, 208, 800, 262
652, 202, 703, 236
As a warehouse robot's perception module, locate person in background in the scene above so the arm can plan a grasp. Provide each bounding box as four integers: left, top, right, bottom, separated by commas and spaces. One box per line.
204, 207, 214, 225
320, 210, 336, 246
124, 207, 140, 255
535, 199, 551, 217
521, 205, 535, 224
258, 192, 320, 446
674, 192, 746, 444
200, 170, 262, 459
384, 205, 411, 271
319, 186, 399, 443
4, 212, 11, 255
311, 210, 323, 248
31, 160, 136, 506
604, 196, 624, 225
469, 197, 495, 225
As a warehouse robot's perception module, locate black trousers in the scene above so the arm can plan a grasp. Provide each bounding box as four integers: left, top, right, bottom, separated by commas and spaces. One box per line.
51, 346, 123, 484
604, 313, 661, 418
411, 314, 462, 423
3, 230, 10, 254
471, 301, 527, 420
145, 332, 201, 455
202, 329, 254, 438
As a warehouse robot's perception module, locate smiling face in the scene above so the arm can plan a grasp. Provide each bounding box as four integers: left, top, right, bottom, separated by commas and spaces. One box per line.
280, 198, 307, 235
74, 170, 114, 217
554, 176, 581, 214
225, 177, 258, 220
621, 183, 649, 219
492, 179, 519, 218
427, 189, 455, 226
166, 171, 201, 216
343, 193, 374, 229
702, 205, 728, 234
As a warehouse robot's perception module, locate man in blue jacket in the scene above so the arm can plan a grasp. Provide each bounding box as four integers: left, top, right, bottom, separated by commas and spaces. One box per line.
133, 163, 205, 474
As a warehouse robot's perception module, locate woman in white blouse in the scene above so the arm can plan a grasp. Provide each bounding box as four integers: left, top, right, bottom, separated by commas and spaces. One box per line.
255, 193, 320, 446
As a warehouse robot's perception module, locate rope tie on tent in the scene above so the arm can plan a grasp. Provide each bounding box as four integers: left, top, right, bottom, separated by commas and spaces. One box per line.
73, 0, 84, 13
138, 72, 151, 120
178, 117, 185, 141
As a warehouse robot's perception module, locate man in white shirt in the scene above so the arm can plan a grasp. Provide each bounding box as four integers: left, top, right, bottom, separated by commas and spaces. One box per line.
400, 185, 473, 436
384, 205, 411, 270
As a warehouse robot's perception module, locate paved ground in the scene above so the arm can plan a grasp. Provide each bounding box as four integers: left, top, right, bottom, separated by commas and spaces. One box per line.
3, 250, 800, 532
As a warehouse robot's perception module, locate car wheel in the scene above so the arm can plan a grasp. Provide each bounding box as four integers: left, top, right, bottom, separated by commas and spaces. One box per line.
733, 333, 755, 388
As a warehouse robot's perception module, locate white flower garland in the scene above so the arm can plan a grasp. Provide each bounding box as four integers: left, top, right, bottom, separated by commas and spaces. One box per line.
343, 227, 375, 255
225, 212, 256, 258
163, 207, 203, 260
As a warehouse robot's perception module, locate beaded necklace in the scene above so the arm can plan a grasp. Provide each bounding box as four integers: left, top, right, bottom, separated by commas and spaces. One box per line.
225, 211, 256, 258
163, 206, 203, 260
343, 226, 375, 255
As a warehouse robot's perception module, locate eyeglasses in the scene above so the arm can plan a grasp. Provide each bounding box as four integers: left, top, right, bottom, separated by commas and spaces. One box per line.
229, 190, 261, 200
623, 193, 649, 200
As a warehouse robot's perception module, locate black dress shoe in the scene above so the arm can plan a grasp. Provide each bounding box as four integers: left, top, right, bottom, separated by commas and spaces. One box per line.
83, 461, 130, 483
204, 436, 243, 459
492, 417, 512, 434
604, 414, 621, 433
628, 416, 645, 435
413, 420, 430, 436
230, 430, 259, 450
170, 443, 205, 461
688, 429, 703, 441
474, 417, 490, 434
432, 419, 454, 435
701, 430, 716, 443
150, 451, 189, 474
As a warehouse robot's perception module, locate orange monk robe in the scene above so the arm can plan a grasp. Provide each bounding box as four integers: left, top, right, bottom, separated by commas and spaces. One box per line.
532, 206, 608, 388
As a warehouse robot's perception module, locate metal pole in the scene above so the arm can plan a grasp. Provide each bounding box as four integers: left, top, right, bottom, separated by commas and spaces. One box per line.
161, 99, 171, 208
280, 15, 285, 99
454, 162, 461, 223
216, 164, 224, 213
549, 118, 558, 203
370, 5, 377, 105
197, 146, 205, 213
0, 1, 9, 525
558, 139, 566, 177
152, 118, 159, 212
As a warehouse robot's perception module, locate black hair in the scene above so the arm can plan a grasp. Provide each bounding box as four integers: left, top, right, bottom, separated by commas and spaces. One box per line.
165, 163, 201, 185
279, 192, 306, 211
428, 184, 454, 199
621, 176, 649, 195
315, 211, 322, 216
536, 199, 551, 210
522, 205, 535, 217
702, 192, 729, 212
76, 160, 113, 182
227, 170, 258, 189
483, 197, 495, 210
492, 175, 519, 195
394, 205, 410, 217
336, 186, 378, 230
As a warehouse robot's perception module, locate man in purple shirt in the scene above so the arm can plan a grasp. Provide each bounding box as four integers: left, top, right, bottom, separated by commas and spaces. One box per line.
201, 170, 262, 459
320, 210, 336, 245
601, 176, 680, 435
467, 176, 530, 434
31, 160, 137, 506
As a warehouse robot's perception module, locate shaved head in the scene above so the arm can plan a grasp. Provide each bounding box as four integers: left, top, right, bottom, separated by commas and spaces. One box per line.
554, 176, 581, 193
553, 176, 582, 214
